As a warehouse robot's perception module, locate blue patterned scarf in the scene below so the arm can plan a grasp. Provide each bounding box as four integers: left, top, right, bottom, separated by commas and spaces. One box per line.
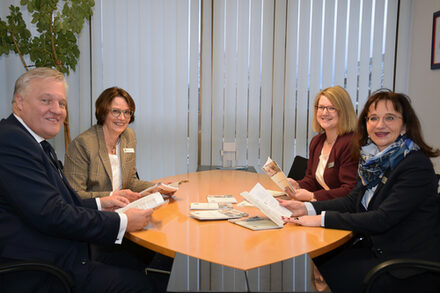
358, 135, 420, 189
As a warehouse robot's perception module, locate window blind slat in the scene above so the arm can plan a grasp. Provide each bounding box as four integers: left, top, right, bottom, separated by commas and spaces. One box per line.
371, 0, 386, 92
247, 0, 263, 169
236, 0, 250, 167
272, 0, 287, 166
295, 0, 312, 158
259, 0, 275, 166
200, 0, 213, 165
211, 0, 226, 165
358, 0, 373, 108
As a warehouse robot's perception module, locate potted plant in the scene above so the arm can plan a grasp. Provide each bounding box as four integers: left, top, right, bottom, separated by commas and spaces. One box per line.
0, 0, 95, 150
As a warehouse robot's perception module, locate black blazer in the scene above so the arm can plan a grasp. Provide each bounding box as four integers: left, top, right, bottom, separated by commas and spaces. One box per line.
312, 150, 440, 260
0, 114, 120, 286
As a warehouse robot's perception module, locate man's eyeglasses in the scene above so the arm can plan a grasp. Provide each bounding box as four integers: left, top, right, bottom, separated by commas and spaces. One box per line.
316, 105, 337, 113
110, 109, 132, 118
366, 114, 402, 125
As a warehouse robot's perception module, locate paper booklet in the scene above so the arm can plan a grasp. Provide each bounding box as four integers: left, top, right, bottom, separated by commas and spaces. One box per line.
190, 209, 248, 221
240, 183, 292, 227
140, 182, 178, 196
229, 216, 282, 231
206, 194, 237, 204
261, 157, 296, 194
116, 192, 165, 213
190, 202, 220, 210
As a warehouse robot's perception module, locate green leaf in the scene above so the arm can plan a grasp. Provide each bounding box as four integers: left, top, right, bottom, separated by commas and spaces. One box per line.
1, 0, 95, 74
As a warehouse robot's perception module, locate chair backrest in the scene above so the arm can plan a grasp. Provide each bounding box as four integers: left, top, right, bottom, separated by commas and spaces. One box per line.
287, 155, 308, 180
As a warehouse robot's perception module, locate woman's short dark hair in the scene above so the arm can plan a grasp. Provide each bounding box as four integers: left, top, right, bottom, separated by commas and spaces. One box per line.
95, 87, 136, 125
352, 89, 440, 159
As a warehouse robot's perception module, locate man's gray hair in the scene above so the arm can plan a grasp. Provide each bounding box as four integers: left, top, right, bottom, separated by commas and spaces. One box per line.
12, 67, 68, 104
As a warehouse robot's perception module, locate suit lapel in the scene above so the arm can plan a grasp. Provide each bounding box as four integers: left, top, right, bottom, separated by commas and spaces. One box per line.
120, 130, 129, 189
96, 125, 113, 185
8, 115, 84, 206
365, 169, 391, 210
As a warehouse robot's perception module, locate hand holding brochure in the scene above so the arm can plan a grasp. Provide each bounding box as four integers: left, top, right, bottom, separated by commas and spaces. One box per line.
140, 182, 178, 196
116, 192, 165, 213
240, 183, 292, 227
261, 157, 296, 194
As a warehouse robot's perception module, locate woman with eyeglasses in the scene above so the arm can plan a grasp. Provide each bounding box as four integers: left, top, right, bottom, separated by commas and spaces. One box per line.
64, 87, 173, 292
286, 86, 358, 291
281, 90, 440, 292
288, 86, 358, 203
64, 87, 167, 201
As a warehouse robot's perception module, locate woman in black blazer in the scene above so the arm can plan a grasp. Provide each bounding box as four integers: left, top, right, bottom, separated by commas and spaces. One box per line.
280, 90, 440, 293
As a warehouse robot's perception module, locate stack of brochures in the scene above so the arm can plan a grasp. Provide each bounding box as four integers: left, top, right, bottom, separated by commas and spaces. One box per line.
230, 183, 292, 231
189, 194, 248, 220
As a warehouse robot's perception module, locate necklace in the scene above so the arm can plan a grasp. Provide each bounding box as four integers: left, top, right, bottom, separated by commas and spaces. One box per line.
107, 139, 119, 155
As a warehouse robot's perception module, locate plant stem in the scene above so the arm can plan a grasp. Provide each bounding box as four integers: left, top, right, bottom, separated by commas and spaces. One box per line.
49, 9, 61, 70
9, 30, 29, 71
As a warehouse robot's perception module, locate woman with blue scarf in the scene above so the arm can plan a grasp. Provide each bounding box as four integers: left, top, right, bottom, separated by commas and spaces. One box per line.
280, 90, 440, 293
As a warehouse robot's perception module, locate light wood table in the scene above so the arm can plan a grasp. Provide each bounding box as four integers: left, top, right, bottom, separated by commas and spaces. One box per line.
126, 170, 352, 271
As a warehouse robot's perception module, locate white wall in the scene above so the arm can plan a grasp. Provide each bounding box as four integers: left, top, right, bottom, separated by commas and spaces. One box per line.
407, 0, 440, 173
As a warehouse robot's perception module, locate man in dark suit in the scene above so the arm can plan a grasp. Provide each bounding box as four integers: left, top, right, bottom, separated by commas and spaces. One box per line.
0, 68, 154, 292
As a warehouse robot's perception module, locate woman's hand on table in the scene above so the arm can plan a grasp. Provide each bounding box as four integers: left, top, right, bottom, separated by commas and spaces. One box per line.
282, 215, 321, 227
290, 188, 315, 202
277, 198, 308, 216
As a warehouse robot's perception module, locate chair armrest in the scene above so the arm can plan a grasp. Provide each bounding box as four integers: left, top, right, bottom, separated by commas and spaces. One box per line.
363, 258, 440, 293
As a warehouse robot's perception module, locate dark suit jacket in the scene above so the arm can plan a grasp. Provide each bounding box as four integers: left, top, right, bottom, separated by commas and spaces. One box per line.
312, 150, 440, 260
298, 132, 357, 200
0, 114, 120, 288
64, 124, 154, 199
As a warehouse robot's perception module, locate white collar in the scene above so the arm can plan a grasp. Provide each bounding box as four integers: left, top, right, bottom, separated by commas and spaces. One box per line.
13, 113, 45, 144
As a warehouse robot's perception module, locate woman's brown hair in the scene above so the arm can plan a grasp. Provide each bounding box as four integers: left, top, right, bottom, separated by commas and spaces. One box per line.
352, 89, 440, 160
95, 87, 136, 125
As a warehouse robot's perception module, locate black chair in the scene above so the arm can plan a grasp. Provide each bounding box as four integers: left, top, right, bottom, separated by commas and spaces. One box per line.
287, 155, 308, 180
0, 260, 74, 292
362, 258, 440, 293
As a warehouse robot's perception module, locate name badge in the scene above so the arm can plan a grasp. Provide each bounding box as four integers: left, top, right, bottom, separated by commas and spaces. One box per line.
123, 148, 135, 153
328, 162, 335, 168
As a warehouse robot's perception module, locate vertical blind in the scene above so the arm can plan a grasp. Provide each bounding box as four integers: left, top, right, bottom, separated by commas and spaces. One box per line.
201, 0, 398, 175
91, 0, 200, 180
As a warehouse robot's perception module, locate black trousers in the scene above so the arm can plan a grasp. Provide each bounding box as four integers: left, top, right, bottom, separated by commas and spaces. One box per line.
313, 240, 440, 293
90, 239, 173, 293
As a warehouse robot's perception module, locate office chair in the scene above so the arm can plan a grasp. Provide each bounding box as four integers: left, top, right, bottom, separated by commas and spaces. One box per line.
0, 260, 74, 293
287, 155, 308, 180
362, 258, 440, 293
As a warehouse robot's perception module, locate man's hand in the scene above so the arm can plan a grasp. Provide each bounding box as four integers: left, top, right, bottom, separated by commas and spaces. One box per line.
125, 208, 153, 232
100, 195, 130, 211
282, 215, 321, 227
112, 189, 142, 202
277, 198, 308, 216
